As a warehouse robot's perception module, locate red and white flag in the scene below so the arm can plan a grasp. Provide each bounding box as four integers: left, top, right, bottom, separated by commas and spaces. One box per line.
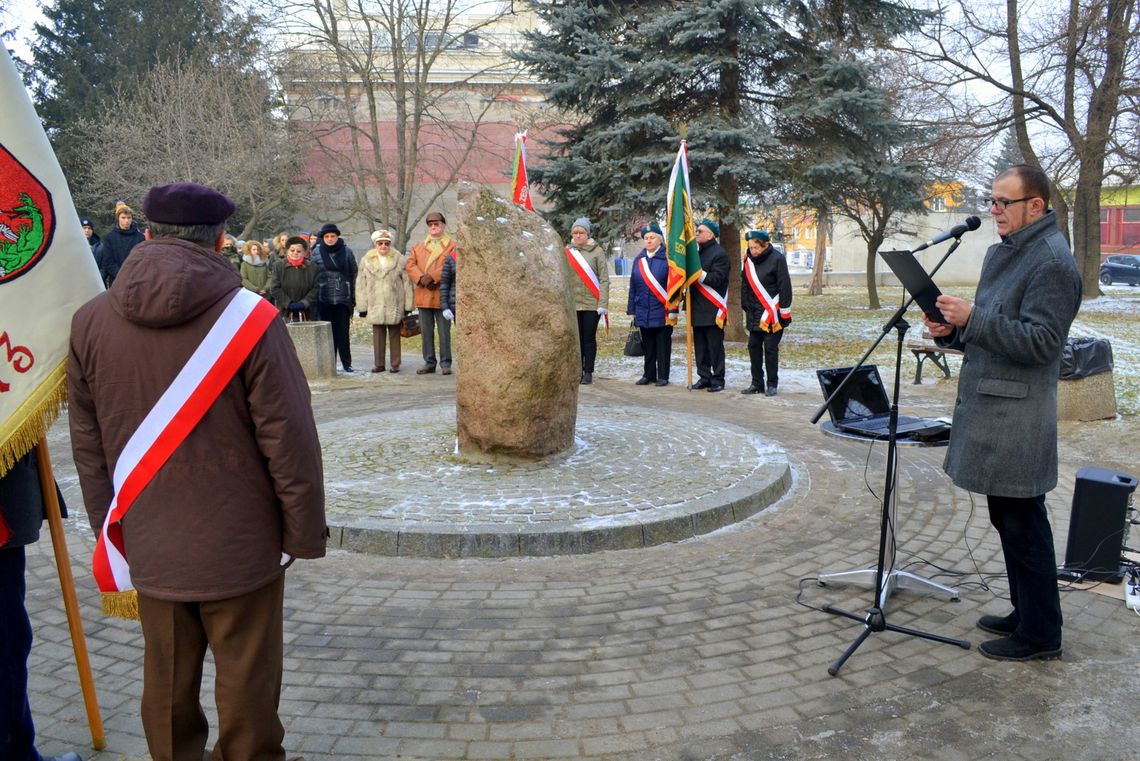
510, 130, 535, 211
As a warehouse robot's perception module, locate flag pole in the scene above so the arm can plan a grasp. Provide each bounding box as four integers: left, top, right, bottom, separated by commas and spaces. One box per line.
34, 437, 106, 751
685, 288, 694, 389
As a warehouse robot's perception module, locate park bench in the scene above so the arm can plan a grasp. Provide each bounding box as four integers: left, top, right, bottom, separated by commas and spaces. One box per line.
907, 331, 964, 384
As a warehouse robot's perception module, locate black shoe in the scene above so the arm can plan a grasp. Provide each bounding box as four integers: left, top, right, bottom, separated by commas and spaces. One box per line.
977, 613, 1018, 636
765, 385, 778, 396
978, 635, 1062, 662
707, 385, 724, 392
581, 372, 592, 384
417, 365, 436, 375
741, 385, 762, 395
692, 378, 711, 390
440, 365, 452, 375
635, 376, 654, 386
655, 379, 669, 387
342, 365, 354, 373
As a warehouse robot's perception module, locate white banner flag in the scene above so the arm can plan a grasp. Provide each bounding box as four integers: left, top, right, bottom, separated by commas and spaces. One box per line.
0, 46, 105, 475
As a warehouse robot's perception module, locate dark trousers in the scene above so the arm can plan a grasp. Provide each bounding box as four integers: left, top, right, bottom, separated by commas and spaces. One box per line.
747, 329, 783, 388
693, 325, 725, 386
137, 575, 286, 761
576, 311, 601, 374
987, 494, 1063, 647
640, 326, 673, 381
371, 324, 401, 371
0, 548, 39, 761
318, 303, 352, 369
418, 308, 452, 368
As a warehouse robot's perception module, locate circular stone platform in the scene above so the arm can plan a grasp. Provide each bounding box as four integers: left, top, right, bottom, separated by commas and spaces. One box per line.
319, 404, 792, 557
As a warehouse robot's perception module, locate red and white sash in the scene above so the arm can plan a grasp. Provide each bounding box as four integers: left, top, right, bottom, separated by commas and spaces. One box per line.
92, 289, 279, 593
744, 258, 787, 333
638, 256, 669, 307
565, 246, 600, 301
693, 282, 727, 328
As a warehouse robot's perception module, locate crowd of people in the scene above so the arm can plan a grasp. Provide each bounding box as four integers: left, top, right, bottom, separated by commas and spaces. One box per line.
5, 165, 1081, 761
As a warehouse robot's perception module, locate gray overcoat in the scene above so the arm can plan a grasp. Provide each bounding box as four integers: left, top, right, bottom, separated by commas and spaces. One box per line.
937, 211, 1081, 497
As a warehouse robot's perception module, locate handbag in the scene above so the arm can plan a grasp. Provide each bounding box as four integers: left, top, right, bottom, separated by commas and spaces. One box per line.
400, 312, 421, 338
623, 327, 644, 357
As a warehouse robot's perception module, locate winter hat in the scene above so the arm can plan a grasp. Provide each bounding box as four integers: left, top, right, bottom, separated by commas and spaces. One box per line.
571, 217, 592, 235
425, 211, 446, 225
114, 201, 132, 217
318, 223, 341, 237
745, 230, 770, 242
371, 229, 393, 243
698, 218, 720, 238
641, 223, 664, 238
142, 183, 235, 225
80, 217, 93, 227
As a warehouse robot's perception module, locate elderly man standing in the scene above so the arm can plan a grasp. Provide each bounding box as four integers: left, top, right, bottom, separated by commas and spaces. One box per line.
406, 211, 457, 375
691, 219, 729, 392
68, 182, 327, 761
925, 164, 1081, 662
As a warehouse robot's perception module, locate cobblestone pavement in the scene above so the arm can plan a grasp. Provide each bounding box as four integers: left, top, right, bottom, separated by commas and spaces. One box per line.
25, 355, 1140, 761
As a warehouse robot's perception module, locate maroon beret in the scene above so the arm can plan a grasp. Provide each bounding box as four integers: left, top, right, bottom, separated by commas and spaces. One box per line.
142, 182, 236, 225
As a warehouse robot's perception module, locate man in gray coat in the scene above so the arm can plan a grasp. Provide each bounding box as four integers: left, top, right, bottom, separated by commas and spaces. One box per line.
925, 164, 1081, 662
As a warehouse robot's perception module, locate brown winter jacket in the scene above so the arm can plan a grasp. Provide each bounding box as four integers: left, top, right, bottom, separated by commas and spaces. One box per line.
405, 236, 456, 309
67, 237, 327, 602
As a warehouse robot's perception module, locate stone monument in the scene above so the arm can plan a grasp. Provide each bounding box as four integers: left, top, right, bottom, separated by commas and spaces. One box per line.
454, 184, 579, 461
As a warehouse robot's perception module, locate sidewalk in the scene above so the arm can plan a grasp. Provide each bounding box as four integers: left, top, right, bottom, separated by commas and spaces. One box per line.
26, 362, 1140, 761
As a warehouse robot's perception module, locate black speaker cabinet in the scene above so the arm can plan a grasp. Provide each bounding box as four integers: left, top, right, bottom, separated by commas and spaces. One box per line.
1061, 466, 1137, 582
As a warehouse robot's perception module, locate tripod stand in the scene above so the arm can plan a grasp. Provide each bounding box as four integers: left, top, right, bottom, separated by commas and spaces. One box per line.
810, 239, 971, 676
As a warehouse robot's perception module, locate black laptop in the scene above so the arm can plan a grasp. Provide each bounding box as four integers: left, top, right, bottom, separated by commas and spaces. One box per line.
817, 365, 949, 438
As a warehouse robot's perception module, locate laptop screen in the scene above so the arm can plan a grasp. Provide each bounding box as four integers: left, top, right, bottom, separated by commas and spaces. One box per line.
817, 366, 891, 423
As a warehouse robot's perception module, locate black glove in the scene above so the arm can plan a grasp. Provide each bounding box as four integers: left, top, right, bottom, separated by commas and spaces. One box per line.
358, 310, 368, 318
780, 315, 792, 328
288, 301, 304, 313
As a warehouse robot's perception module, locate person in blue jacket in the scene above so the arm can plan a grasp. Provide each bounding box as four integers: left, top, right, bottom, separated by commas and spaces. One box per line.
626, 224, 677, 386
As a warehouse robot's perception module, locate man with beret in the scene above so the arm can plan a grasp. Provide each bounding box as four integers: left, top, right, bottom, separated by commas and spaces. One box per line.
406, 211, 457, 374
68, 181, 327, 761
1, 447, 82, 761
311, 222, 358, 373
96, 201, 144, 287
741, 229, 792, 396
691, 219, 730, 392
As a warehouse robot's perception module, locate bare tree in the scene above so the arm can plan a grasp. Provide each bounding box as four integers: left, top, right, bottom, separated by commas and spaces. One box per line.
894, 0, 1138, 298
73, 58, 306, 239
268, 0, 537, 248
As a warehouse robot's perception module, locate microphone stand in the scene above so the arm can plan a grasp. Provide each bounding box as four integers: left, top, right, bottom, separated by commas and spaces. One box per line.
811, 237, 971, 676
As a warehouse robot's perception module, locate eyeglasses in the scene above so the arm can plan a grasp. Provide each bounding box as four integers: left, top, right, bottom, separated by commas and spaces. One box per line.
376, 241, 391, 246
985, 196, 1038, 211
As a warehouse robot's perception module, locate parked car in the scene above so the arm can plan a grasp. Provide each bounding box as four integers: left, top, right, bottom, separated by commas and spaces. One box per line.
1099, 254, 1140, 286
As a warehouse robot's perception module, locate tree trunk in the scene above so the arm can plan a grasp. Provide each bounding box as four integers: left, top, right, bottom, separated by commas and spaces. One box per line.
865, 232, 884, 310
808, 209, 828, 296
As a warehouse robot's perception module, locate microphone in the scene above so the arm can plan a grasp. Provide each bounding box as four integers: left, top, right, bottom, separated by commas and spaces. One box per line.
912, 216, 982, 252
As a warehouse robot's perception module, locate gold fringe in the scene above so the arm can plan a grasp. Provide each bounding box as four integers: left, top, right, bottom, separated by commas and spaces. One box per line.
0, 362, 68, 478
101, 590, 140, 620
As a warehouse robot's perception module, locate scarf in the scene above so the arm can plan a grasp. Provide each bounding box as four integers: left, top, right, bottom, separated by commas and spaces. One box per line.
422, 233, 453, 269
318, 238, 347, 272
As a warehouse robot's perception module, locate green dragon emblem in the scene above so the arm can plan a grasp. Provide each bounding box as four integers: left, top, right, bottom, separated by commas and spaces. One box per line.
0, 194, 45, 278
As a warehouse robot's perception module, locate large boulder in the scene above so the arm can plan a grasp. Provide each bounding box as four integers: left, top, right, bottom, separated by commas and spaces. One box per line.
454, 184, 579, 461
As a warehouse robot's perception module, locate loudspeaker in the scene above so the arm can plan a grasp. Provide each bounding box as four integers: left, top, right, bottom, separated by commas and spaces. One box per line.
1061, 466, 1136, 582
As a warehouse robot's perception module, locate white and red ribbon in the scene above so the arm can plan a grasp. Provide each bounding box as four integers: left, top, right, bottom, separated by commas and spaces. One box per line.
92, 289, 279, 593
638, 257, 669, 308
565, 246, 600, 301
744, 258, 782, 331
693, 282, 727, 328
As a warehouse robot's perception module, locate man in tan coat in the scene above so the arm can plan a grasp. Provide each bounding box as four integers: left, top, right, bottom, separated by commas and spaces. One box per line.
68, 182, 327, 761
405, 210, 458, 374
